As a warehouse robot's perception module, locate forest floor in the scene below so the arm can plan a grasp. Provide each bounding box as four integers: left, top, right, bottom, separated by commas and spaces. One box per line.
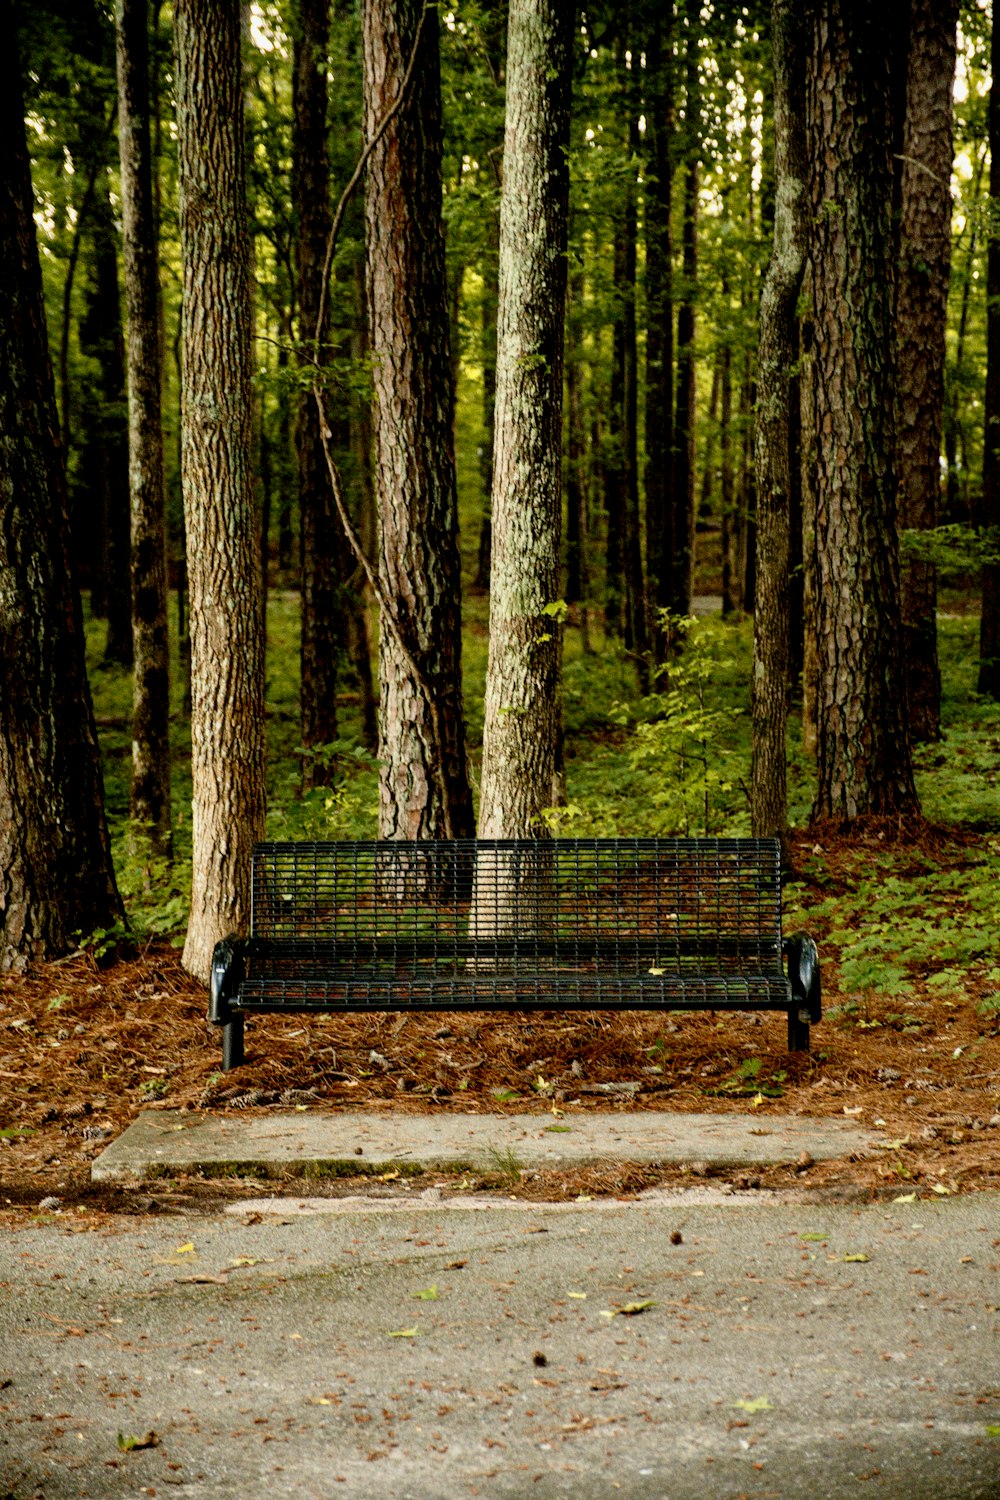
1, 823, 998, 1216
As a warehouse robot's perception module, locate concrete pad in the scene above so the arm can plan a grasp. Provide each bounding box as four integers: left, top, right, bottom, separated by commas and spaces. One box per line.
91, 1108, 875, 1183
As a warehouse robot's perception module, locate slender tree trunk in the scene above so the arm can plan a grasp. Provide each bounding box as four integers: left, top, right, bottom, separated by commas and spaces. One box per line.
750, 0, 808, 846
116, 0, 171, 856
293, 0, 342, 789
894, 0, 957, 738
805, 2, 918, 821
672, 26, 698, 623
347, 252, 378, 753
0, 8, 123, 968
980, 11, 1000, 698
82, 193, 134, 667
617, 44, 649, 684
644, 5, 674, 642
363, 0, 473, 839
719, 290, 736, 616
477, 0, 573, 838
175, 0, 266, 980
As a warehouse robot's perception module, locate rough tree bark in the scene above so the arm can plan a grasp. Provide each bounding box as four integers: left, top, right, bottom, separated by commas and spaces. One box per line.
477, 0, 574, 838
643, 4, 674, 640
894, 0, 957, 740
175, 0, 266, 980
979, 8, 1000, 699
670, 13, 699, 619
805, 1, 919, 821
363, 0, 473, 839
750, 0, 808, 847
0, 5, 122, 969
116, 0, 171, 854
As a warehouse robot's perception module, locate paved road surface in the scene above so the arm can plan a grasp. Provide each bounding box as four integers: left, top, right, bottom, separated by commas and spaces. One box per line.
1, 1192, 998, 1499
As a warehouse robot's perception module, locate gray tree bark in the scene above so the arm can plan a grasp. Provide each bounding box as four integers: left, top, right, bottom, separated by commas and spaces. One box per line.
363, 0, 473, 840
477, 0, 574, 839
750, 0, 808, 847
175, 0, 266, 980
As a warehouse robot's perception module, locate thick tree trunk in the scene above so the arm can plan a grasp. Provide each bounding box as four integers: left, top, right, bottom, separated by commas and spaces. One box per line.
0, 11, 122, 969
293, 0, 342, 788
116, 0, 171, 856
750, 0, 808, 846
979, 12, 1000, 698
477, 0, 573, 839
805, 3, 918, 821
894, 0, 957, 739
363, 0, 473, 840
175, 0, 266, 980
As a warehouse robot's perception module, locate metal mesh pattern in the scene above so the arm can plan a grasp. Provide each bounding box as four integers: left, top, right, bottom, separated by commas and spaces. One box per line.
238, 838, 789, 1013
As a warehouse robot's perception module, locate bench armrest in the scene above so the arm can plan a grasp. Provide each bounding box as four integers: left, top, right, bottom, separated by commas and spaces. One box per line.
784, 932, 821, 1023
209, 936, 245, 1026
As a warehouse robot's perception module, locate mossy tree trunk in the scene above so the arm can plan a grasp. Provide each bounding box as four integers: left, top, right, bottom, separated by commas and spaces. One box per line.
750, 0, 808, 847
979, 9, 1000, 699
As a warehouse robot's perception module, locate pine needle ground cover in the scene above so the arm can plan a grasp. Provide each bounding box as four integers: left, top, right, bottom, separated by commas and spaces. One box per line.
0, 608, 997, 1210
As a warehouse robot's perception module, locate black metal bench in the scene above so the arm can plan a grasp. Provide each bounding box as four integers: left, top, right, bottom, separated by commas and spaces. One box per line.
209, 837, 820, 1071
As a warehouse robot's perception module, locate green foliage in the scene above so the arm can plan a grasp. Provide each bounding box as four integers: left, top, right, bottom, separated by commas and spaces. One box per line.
611, 615, 749, 836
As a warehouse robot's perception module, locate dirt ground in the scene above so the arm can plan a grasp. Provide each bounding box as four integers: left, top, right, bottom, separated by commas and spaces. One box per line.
1, 827, 998, 1216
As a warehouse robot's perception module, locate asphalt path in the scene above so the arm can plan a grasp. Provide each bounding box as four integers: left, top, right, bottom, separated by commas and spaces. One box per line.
1, 1192, 998, 1499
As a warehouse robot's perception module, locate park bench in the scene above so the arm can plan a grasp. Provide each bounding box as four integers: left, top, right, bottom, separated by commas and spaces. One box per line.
209, 837, 820, 1071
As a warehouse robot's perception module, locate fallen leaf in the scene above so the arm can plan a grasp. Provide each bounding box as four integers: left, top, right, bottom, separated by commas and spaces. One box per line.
733, 1397, 774, 1415
893, 1192, 917, 1204
842, 1253, 870, 1264
174, 1242, 195, 1255
600, 1299, 656, 1318
175, 1273, 229, 1285
932, 1183, 956, 1196
412, 1285, 439, 1301
386, 1327, 419, 1338
117, 1431, 159, 1453
800, 1232, 828, 1242
567, 1291, 588, 1300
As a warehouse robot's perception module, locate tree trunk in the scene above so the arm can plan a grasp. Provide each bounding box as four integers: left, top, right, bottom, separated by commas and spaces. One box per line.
644, 5, 674, 640
175, 0, 266, 980
0, 11, 122, 969
80, 192, 134, 667
363, 0, 474, 840
617, 42, 649, 684
477, 0, 573, 838
805, 2, 919, 821
750, 0, 808, 846
671, 21, 698, 623
894, 0, 957, 739
293, 0, 342, 789
979, 11, 1000, 698
116, 0, 172, 856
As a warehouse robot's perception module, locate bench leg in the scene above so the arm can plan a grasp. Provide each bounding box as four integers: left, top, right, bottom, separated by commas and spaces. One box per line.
787, 1008, 810, 1053
222, 1014, 245, 1071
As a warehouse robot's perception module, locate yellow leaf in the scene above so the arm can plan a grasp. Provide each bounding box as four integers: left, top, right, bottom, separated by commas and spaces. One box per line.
567, 1291, 587, 1300
387, 1327, 419, 1338
750, 1092, 765, 1109
893, 1192, 917, 1204
175, 1242, 195, 1255
648, 967, 664, 977
842, 1253, 870, 1263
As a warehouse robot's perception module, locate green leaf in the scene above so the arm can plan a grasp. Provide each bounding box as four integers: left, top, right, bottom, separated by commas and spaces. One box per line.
412, 1285, 439, 1301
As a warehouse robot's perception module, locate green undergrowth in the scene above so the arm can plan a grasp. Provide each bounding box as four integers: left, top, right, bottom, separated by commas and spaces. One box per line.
83, 593, 999, 981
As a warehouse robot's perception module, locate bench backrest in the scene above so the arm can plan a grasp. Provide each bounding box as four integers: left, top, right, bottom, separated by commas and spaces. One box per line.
249, 838, 784, 976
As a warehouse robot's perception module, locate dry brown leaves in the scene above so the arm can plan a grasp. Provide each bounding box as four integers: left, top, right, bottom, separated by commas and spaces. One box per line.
0, 825, 997, 1207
